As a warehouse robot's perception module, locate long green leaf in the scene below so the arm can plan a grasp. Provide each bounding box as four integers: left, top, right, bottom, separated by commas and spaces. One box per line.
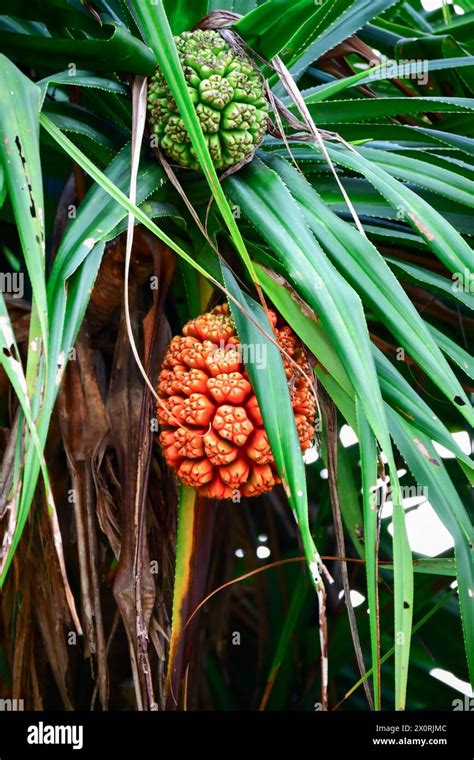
302, 96, 474, 123
164, 0, 209, 33
221, 263, 324, 593
225, 158, 413, 707
255, 263, 473, 475
0, 56, 48, 361
0, 55, 49, 579
262, 153, 473, 424
356, 398, 380, 710
324, 143, 474, 282
427, 323, 474, 380
388, 411, 474, 688
357, 146, 474, 208
0, 21, 156, 74
384, 257, 474, 311
303, 57, 474, 102
233, 0, 323, 60
275, 0, 399, 85
37, 70, 129, 107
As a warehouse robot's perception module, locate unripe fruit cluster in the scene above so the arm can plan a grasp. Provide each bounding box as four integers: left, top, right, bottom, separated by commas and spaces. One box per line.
147, 30, 268, 171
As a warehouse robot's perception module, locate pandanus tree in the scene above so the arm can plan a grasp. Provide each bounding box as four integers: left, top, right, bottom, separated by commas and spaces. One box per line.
0, 0, 472, 711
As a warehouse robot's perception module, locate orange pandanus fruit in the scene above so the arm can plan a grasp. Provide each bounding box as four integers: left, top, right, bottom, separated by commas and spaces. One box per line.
157, 304, 316, 499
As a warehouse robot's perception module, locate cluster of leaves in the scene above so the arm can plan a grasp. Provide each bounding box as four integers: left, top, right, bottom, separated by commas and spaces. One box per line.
0, 0, 472, 711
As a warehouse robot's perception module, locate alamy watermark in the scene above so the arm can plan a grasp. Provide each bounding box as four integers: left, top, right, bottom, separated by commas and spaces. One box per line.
0, 272, 24, 299
216, 340, 268, 370
368, 57, 429, 86
452, 695, 474, 710
370, 483, 428, 509
452, 268, 474, 294
27, 721, 83, 750
0, 697, 24, 711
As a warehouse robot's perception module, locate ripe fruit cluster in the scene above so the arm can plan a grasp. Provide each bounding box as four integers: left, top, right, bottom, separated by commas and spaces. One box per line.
157, 304, 315, 499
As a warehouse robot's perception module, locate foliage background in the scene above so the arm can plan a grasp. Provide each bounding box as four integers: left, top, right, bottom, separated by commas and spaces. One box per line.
0, 0, 472, 711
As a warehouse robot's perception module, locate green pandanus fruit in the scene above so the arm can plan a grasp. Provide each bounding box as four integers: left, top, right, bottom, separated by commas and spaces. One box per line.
147, 30, 268, 171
